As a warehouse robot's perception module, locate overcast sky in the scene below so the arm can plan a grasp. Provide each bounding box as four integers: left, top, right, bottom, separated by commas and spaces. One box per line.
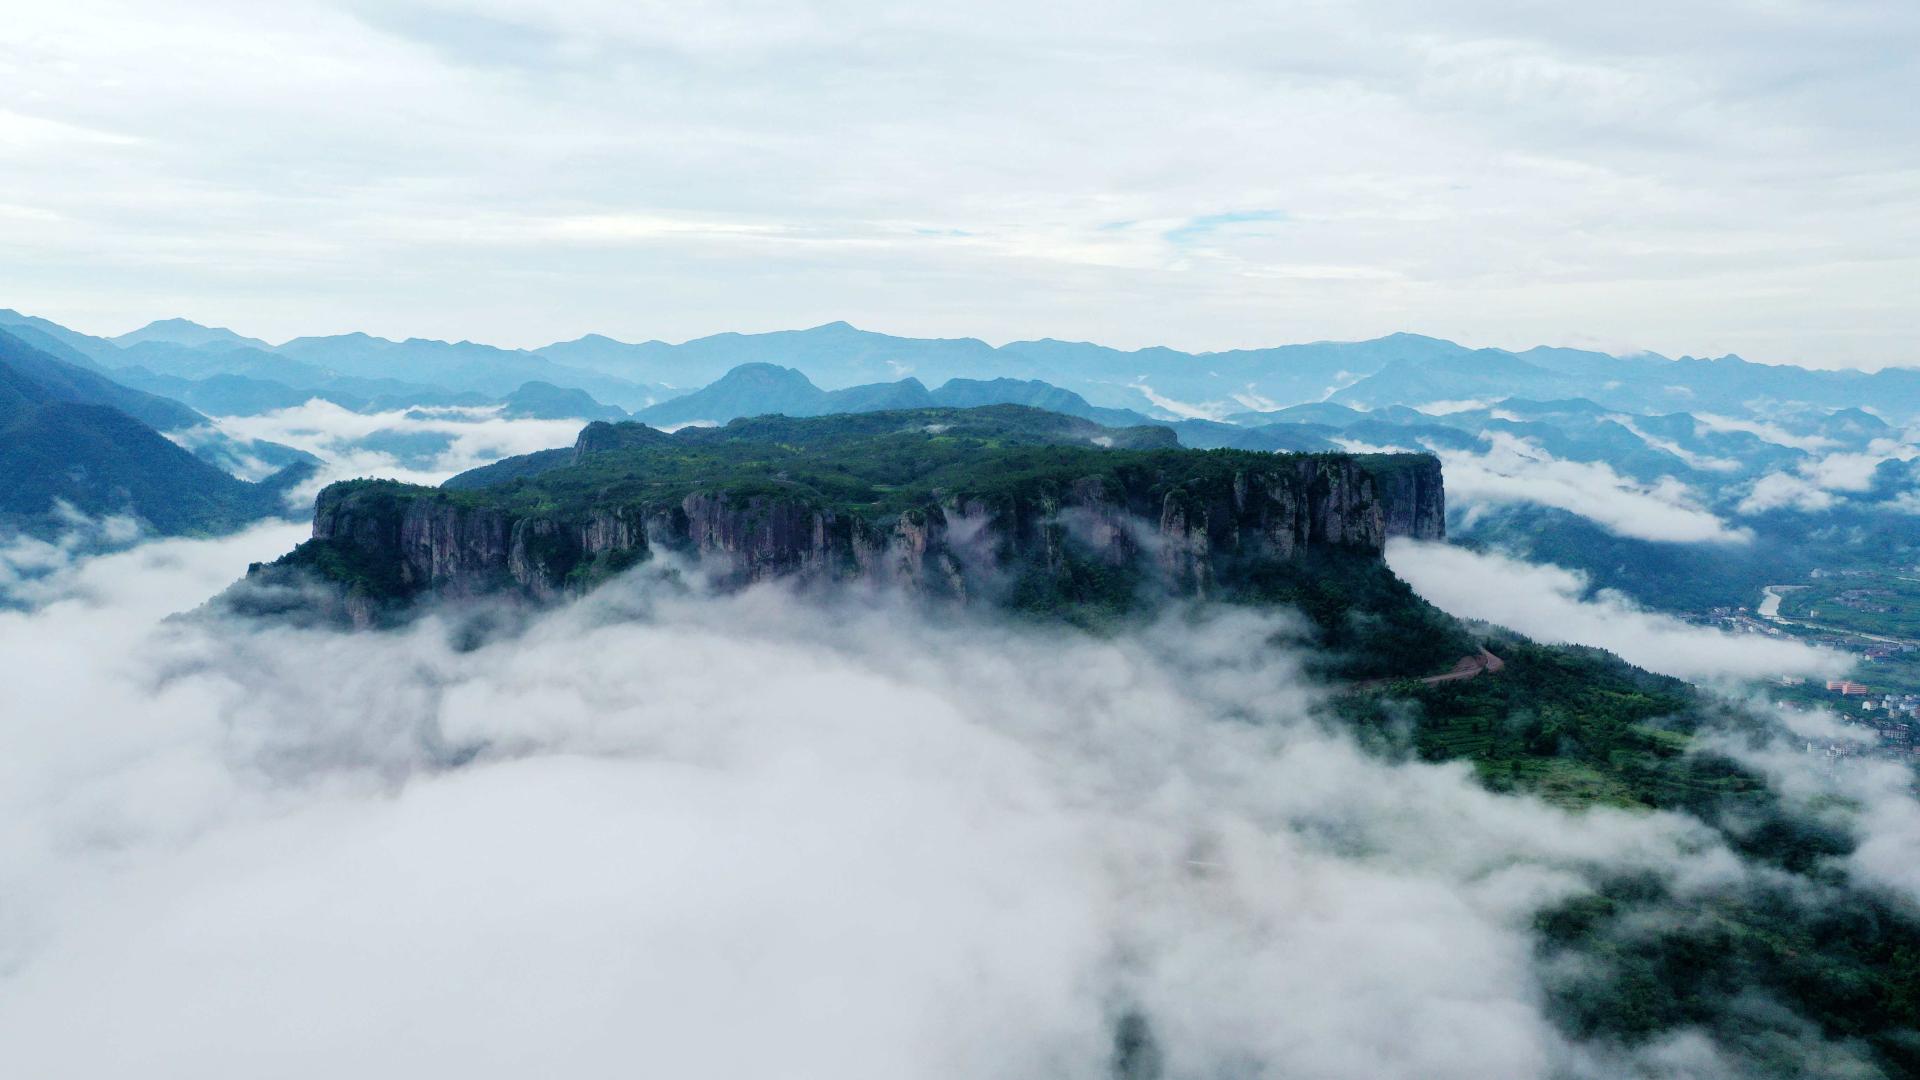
3, 0, 1916, 367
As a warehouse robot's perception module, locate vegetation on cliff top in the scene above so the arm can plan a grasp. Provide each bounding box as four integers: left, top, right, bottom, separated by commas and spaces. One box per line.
275, 406, 1453, 673
428, 405, 1427, 524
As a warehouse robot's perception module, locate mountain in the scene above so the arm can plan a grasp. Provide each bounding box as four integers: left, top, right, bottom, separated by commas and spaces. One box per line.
111, 318, 270, 351
635, 363, 836, 426
444, 403, 1177, 491
928, 377, 1152, 426
537, 321, 1009, 390
19, 308, 1920, 424
255, 406, 1449, 669
111, 341, 337, 385
1327, 351, 1580, 410
1167, 419, 1341, 452
0, 327, 205, 432
0, 403, 301, 535
633, 363, 1160, 429
0, 330, 310, 535
0, 308, 120, 363
111, 370, 321, 416
497, 381, 628, 421
272, 333, 669, 409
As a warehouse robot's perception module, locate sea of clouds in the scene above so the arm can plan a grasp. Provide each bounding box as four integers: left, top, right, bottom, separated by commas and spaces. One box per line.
199, 399, 590, 501
0, 517, 1914, 1079
1385, 540, 1844, 684
3, 390, 1918, 1076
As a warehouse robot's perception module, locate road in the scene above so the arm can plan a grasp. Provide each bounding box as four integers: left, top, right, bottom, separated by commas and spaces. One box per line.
1423, 648, 1507, 684
1354, 648, 1505, 691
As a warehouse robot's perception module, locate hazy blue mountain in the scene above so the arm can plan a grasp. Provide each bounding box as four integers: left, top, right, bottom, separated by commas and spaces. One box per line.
0, 322, 111, 372
0, 308, 121, 363
1328, 352, 1581, 410
538, 321, 1008, 390
14, 307, 1920, 426
1165, 419, 1340, 452
1226, 402, 1371, 427
113, 370, 320, 416
498, 381, 628, 421
633, 363, 1161, 429
0, 328, 205, 432
539, 324, 1496, 415
112, 317, 271, 351
536, 324, 1656, 421
274, 332, 670, 408
0, 401, 299, 535
928, 377, 1152, 427
0, 332, 310, 535
635, 363, 833, 426
822, 377, 935, 413
112, 361, 501, 416
112, 341, 338, 386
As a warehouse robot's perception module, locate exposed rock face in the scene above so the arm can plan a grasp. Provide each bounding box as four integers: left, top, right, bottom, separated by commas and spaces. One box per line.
1370, 460, 1447, 544
292, 454, 1444, 615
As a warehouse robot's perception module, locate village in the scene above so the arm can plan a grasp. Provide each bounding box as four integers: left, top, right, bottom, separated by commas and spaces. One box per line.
1683, 593, 1920, 767
1814, 680, 1920, 759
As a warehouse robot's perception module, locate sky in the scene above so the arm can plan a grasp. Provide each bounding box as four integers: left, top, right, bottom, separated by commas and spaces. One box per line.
2, 0, 1917, 367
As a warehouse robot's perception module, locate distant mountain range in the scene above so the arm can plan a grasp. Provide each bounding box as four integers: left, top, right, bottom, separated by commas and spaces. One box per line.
630, 363, 1156, 429
5, 306, 1918, 609
9, 310, 1919, 426
0, 329, 311, 536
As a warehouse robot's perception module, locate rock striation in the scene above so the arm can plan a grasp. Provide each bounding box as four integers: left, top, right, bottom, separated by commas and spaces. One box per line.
282, 450, 1444, 625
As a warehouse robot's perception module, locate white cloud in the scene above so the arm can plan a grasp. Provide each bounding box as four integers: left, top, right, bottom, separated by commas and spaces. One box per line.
1605, 415, 1741, 472
1889, 490, 1920, 515
204, 400, 586, 501
1802, 437, 1920, 491
1126, 379, 1226, 420
0, 502, 143, 601
1435, 432, 1749, 544
1386, 540, 1845, 683
1738, 471, 1836, 514
1332, 437, 1417, 454
0, 2, 1916, 366
1738, 436, 1920, 513
0, 526, 1875, 1077
1701, 722, 1920, 907
1414, 399, 1493, 416
1693, 413, 1837, 453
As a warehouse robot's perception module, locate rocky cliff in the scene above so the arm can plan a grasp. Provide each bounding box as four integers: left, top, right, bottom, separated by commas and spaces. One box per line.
276, 450, 1443, 626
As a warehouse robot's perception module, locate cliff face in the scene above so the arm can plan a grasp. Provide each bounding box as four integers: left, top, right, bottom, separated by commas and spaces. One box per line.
290, 453, 1444, 622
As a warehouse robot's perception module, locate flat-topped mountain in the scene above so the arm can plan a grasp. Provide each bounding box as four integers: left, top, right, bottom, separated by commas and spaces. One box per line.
252, 405, 1449, 671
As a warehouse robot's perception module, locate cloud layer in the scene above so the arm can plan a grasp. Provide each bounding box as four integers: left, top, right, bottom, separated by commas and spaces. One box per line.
1386, 539, 1844, 683
201, 400, 587, 502
3, 1, 1918, 365
0, 525, 1883, 1078
1436, 434, 1749, 544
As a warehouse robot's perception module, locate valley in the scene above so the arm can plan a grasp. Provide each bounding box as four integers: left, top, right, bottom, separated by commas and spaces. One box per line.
10, 8, 1918, 1075
4, 311, 1919, 1079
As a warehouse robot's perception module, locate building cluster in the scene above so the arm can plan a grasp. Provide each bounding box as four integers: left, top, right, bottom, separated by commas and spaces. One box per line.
1832, 588, 1899, 614
1860, 691, 1920, 720
1805, 683, 1920, 765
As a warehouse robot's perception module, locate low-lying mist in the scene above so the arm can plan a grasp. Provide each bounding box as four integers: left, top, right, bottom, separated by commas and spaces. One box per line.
0, 526, 1912, 1078
197, 400, 589, 504
1386, 540, 1845, 683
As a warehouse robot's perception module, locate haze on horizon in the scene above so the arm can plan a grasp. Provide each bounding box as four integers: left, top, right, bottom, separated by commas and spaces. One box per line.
3, 1, 1916, 370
